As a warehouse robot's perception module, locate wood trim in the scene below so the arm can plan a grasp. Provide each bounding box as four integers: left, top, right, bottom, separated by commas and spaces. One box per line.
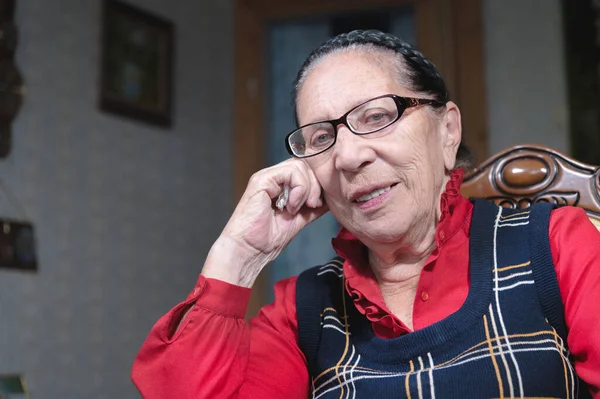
234, 0, 486, 317
418, 0, 488, 164
416, 0, 455, 95
233, 2, 267, 319
239, 0, 422, 19
452, 0, 488, 165
234, 2, 265, 202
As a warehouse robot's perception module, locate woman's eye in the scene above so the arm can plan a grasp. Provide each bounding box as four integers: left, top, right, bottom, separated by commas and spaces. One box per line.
366, 112, 391, 123
355, 110, 395, 130
311, 132, 334, 147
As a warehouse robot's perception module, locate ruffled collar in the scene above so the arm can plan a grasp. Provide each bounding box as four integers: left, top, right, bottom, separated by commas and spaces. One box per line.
330, 168, 467, 335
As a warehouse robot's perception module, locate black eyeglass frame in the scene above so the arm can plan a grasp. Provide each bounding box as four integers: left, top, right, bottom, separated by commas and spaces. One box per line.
285, 94, 446, 158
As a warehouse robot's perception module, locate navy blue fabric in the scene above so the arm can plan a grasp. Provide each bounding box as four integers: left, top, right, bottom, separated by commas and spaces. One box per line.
296, 259, 331, 378
296, 200, 588, 398
529, 202, 568, 340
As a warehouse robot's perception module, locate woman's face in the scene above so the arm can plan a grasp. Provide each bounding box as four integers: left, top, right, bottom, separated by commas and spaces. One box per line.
296, 50, 461, 248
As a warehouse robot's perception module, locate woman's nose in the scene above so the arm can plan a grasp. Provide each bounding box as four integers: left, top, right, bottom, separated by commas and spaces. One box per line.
332, 125, 376, 172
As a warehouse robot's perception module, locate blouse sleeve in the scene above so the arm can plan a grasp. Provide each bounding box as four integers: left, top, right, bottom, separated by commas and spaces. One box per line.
549, 206, 600, 397
131, 274, 309, 399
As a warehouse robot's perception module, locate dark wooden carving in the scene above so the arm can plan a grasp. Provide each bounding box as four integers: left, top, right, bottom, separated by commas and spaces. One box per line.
461, 144, 600, 226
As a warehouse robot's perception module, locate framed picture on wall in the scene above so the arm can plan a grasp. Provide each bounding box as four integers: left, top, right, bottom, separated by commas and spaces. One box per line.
0, 374, 30, 399
99, 0, 175, 127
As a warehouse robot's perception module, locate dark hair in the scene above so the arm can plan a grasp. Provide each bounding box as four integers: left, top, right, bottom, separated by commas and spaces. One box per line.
291, 29, 474, 170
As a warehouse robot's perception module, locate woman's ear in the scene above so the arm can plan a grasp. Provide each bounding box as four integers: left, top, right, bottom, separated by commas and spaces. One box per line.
441, 101, 462, 170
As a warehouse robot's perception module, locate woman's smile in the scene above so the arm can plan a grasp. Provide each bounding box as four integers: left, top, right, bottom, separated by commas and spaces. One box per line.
352, 183, 398, 210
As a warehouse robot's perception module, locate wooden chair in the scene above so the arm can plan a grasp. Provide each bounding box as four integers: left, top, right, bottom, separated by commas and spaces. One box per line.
461, 144, 600, 231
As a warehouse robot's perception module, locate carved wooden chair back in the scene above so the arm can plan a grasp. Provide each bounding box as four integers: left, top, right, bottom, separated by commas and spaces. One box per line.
460, 144, 600, 231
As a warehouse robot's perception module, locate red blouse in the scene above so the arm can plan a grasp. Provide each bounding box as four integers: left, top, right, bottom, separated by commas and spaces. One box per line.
132, 172, 600, 399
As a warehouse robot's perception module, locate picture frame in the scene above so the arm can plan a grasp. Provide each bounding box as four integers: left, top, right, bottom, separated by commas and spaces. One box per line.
99, 0, 175, 127
0, 374, 30, 399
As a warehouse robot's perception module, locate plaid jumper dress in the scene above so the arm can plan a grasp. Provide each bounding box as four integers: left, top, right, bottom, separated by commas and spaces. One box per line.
296, 199, 590, 398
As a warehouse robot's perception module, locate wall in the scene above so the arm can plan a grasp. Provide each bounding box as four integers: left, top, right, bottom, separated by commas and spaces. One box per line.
0, 0, 233, 398
484, 0, 570, 156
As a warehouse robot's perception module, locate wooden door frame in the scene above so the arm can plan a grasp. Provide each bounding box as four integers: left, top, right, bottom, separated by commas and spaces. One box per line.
234, 0, 486, 316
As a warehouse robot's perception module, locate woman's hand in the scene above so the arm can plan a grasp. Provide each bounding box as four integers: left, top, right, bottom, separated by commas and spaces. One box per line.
201, 159, 328, 287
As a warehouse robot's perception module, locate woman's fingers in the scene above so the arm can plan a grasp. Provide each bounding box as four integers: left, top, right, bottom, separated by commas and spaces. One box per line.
248, 159, 321, 214
214, 159, 328, 279
305, 162, 324, 209
286, 161, 324, 213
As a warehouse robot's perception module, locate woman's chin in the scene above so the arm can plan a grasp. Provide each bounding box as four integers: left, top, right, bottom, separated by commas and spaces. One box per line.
351, 221, 410, 246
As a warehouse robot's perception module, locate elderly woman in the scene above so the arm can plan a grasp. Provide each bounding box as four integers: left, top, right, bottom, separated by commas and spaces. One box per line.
132, 30, 600, 398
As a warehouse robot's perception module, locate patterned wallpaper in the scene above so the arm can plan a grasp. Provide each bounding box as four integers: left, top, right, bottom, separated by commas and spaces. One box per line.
0, 0, 233, 398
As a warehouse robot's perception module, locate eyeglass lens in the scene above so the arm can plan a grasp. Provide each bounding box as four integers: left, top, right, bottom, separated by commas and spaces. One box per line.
288, 96, 401, 157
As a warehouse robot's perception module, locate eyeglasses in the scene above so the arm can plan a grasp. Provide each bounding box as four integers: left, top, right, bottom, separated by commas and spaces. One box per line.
285, 94, 445, 158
